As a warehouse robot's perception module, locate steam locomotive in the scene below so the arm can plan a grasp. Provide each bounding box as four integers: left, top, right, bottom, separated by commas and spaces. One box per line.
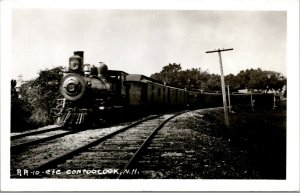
51, 51, 273, 126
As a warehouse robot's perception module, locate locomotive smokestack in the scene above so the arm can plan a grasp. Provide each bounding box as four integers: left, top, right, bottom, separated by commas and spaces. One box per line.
74, 51, 84, 64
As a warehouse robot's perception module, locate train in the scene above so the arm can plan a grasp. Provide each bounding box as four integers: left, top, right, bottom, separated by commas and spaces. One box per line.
51, 51, 274, 126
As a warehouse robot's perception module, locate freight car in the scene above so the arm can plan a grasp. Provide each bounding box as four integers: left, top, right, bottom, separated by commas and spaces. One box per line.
125, 74, 194, 107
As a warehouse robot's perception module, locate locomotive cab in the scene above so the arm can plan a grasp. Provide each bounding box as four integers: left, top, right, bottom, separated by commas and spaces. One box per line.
106, 70, 128, 105
95, 62, 128, 104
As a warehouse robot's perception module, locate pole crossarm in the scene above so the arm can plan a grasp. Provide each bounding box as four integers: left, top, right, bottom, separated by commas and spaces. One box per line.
206, 48, 233, 53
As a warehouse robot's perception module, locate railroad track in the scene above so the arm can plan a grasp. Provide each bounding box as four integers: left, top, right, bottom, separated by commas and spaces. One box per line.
12, 111, 187, 179
11, 125, 63, 140
11, 126, 85, 154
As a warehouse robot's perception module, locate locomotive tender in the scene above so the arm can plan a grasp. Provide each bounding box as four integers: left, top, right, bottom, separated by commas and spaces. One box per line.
52, 51, 273, 126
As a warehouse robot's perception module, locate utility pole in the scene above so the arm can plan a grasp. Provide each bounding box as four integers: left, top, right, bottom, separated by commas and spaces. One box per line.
206, 48, 233, 127
227, 85, 231, 113
250, 91, 254, 111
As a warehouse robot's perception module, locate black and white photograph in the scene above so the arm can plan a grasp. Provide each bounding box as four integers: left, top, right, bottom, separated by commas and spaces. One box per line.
1, 0, 299, 191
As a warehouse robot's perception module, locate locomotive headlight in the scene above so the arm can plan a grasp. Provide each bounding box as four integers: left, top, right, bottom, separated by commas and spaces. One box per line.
69, 59, 80, 71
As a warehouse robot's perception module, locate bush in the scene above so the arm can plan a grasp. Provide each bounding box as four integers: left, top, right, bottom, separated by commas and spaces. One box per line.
11, 66, 65, 132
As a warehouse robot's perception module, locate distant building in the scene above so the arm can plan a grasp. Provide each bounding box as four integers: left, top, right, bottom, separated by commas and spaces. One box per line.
15, 75, 28, 94
238, 88, 249, 94
15, 75, 24, 92
238, 88, 261, 94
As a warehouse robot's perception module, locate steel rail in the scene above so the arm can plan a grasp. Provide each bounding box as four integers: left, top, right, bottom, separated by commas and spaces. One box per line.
11, 129, 82, 154
11, 126, 64, 140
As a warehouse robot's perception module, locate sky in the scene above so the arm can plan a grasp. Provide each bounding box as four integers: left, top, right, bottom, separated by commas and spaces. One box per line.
11, 9, 287, 80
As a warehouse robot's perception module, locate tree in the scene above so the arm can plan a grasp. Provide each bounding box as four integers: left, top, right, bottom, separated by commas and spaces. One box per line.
161, 63, 182, 73
246, 68, 267, 91
17, 66, 65, 128
151, 64, 210, 90
225, 73, 240, 91
151, 63, 182, 87
204, 74, 221, 91
235, 69, 250, 89
234, 68, 286, 92
151, 64, 286, 93
11, 79, 32, 132
180, 68, 210, 90
266, 73, 286, 92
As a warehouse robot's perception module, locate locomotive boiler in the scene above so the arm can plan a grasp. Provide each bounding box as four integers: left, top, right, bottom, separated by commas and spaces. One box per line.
62, 54, 113, 101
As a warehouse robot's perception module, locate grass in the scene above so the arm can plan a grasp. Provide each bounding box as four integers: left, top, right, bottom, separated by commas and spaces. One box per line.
168, 105, 286, 179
